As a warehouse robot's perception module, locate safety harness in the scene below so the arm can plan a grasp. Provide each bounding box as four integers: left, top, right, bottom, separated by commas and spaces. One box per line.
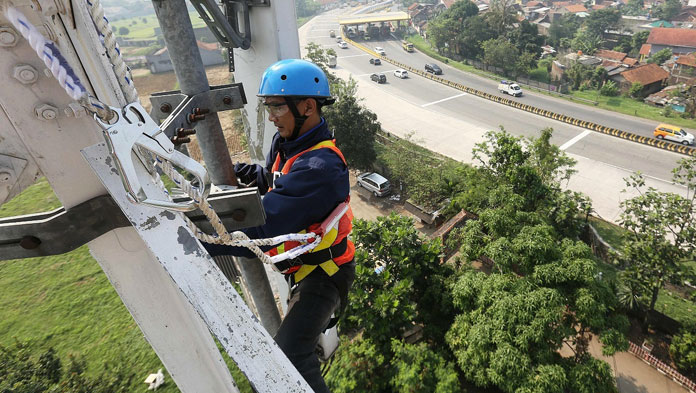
266, 139, 355, 282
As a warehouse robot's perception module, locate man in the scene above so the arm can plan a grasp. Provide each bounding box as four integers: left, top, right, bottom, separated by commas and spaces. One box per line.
207, 59, 354, 393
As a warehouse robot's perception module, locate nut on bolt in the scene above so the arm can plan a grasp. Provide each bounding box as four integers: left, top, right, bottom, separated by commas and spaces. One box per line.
0, 26, 18, 47
35, 103, 58, 121
223, 96, 232, 105
13, 64, 39, 85
160, 103, 172, 113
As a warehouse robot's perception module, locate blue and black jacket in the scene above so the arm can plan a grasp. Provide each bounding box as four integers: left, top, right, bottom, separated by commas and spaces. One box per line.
205, 118, 350, 258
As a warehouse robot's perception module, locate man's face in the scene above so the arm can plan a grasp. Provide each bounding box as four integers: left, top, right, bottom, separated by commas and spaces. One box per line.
263, 97, 308, 139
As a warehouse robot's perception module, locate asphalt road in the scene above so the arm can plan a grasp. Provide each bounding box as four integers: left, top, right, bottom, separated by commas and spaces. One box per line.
307, 14, 686, 183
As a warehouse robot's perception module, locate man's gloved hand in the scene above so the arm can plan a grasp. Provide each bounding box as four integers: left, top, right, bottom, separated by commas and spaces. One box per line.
234, 162, 259, 185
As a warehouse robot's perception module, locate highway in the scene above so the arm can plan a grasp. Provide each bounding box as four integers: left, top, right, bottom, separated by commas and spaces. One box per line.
300, 9, 688, 221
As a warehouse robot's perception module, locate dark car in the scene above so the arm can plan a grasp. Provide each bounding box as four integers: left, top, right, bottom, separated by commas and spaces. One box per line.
370, 73, 386, 84
369, 58, 381, 65
425, 63, 442, 75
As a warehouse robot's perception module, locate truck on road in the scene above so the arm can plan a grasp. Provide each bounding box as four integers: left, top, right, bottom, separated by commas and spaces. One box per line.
498, 80, 523, 97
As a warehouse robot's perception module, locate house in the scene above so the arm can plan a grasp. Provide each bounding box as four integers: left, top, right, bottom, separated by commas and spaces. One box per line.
644, 27, 696, 57
146, 41, 224, 74
561, 3, 588, 13
673, 52, 696, 83
671, 6, 696, 23
611, 63, 670, 94
595, 49, 627, 63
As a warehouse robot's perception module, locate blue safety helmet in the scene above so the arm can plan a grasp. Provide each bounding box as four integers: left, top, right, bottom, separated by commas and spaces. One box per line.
258, 59, 335, 105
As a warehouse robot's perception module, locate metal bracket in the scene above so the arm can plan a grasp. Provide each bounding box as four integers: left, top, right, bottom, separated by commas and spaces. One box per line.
149, 83, 247, 132
94, 102, 211, 212
0, 188, 265, 261
189, 0, 269, 71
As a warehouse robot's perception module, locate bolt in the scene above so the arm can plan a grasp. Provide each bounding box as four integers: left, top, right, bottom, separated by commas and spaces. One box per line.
64, 102, 86, 118
19, 236, 41, 250
0, 27, 18, 47
231, 209, 246, 222
13, 64, 39, 84
188, 113, 206, 122
35, 103, 58, 121
160, 103, 172, 113
193, 107, 210, 115
0, 171, 11, 184
176, 128, 196, 137
223, 96, 232, 105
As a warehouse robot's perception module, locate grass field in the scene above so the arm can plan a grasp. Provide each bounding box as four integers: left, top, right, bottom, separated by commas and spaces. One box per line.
588, 215, 626, 250
0, 179, 251, 392
112, 13, 207, 40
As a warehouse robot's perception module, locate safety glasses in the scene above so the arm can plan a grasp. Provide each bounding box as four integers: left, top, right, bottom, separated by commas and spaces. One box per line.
262, 101, 290, 117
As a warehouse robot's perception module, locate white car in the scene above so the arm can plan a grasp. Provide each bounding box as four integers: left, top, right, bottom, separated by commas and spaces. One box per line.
338, 41, 348, 49
394, 69, 408, 79
374, 46, 385, 56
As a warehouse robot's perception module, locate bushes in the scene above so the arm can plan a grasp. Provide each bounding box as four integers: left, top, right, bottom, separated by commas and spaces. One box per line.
670, 326, 696, 378
600, 81, 619, 97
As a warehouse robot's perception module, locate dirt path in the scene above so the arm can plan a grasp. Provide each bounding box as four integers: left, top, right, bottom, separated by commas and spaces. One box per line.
131, 65, 248, 163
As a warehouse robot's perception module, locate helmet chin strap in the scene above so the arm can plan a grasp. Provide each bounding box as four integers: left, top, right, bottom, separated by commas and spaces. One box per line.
284, 97, 308, 141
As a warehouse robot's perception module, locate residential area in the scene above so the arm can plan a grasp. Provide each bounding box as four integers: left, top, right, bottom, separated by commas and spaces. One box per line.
3, 0, 696, 393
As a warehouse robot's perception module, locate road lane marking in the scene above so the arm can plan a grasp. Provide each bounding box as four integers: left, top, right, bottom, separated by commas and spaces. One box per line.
421, 93, 467, 107
559, 130, 592, 150
338, 53, 371, 59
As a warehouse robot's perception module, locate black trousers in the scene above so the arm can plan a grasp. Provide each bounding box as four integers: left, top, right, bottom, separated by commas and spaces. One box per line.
274, 261, 355, 393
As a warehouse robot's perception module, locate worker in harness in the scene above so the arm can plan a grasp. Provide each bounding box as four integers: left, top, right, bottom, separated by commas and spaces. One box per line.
206, 59, 355, 393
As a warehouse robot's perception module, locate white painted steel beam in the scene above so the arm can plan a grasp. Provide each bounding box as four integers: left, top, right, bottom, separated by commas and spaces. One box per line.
1, 1, 309, 391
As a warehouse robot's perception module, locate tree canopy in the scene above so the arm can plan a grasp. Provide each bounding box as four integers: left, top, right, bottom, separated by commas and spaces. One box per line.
618, 158, 696, 320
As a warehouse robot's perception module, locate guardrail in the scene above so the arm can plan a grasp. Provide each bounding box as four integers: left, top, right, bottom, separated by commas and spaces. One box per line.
628, 341, 696, 392
343, 37, 696, 157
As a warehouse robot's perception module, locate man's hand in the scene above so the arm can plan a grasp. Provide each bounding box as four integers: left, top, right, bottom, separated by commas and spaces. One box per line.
234, 162, 258, 185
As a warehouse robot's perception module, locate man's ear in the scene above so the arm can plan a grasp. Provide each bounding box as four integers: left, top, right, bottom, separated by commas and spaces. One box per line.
304, 98, 318, 116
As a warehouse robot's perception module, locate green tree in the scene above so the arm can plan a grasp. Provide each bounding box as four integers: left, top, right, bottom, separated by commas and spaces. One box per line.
600, 80, 619, 96
487, 0, 518, 36
632, 30, 650, 56
647, 47, 673, 65
390, 340, 461, 393
508, 20, 544, 57
482, 37, 521, 76
0, 340, 136, 393
459, 15, 495, 59
629, 82, 644, 98
517, 51, 539, 76
341, 214, 457, 346
566, 62, 593, 90
571, 28, 602, 55
656, 0, 682, 20
118, 26, 130, 36
548, 13, 582, 48
618, 158, 696, 321
427, 0, 479, 55
670, 325, 696, 377
304, 42, 378, 170
295, 0, 320, 17
446, 271, 622, 393
584, 8, 622, 38
621, 0, 645, 16
325, 337, 390, 393
323, 95, 379, 170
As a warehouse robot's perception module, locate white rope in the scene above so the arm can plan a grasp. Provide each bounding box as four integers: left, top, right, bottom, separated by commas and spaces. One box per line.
6, 4, 320, 267
84, 0, 138, 103
5, 6, 114, 121
154, 156, 322, 269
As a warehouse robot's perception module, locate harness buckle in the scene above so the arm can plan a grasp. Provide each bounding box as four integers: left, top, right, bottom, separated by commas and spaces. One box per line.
94, 102, 210, 212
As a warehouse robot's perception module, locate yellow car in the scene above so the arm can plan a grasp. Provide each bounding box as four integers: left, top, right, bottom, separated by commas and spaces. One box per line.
654, 123, 695, 145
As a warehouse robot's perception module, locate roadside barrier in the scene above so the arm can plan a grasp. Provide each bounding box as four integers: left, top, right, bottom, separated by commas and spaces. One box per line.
629, 341, 696, 392
344, 38, 696, 157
